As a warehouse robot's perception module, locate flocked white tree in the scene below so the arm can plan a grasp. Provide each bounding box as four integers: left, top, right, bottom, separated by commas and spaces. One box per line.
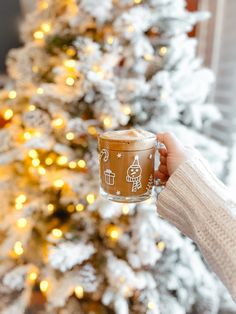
0, 0, 235, 313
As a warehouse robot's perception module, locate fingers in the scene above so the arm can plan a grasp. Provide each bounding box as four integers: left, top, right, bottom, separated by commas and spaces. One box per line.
157, 132, 184, 154
155, 170, 169, 182
160, 156, 167, 165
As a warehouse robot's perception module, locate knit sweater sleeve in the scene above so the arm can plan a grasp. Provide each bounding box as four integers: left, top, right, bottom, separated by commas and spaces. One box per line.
157, 156, 236, 301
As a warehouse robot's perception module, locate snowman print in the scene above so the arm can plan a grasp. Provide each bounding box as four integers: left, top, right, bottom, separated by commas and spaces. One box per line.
126, 155, 142, 192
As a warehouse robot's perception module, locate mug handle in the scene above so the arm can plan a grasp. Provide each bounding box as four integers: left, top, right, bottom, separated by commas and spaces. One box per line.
154, 140, 166, 187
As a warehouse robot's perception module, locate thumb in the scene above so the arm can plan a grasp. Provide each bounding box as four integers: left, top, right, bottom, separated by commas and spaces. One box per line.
157, 132, 184, 154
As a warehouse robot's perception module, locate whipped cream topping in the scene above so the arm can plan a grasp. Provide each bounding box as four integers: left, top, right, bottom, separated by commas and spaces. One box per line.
101, 129, 155, 140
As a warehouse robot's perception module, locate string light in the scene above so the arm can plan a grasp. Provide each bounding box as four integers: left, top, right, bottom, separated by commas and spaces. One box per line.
28, 104, 36, 111
144, 54, 153, 61
40, 280, 49, 293
8, 90, 17, 99
14, 241, 24, 256
87, 126, 97, 135
67, 204, 75, 213
65, 77, 75, 86
159, 46, 167, 56
53, 179, 65, 188
32, 65, 39, 73
33, 30, 44, 40
23, 131, 32, 140
3, 109, 14, 120
32, 158, 40, 167
66, 132, 75, 140
47, 203, 55, 213
15, 194, 27, 204
107, 36, 114, 44
51, 228, 63, 238
134, 0, 142, 3
38, 166, 46, 175
64, 59, 76, 68
69, 161, 77, 169
86, 193, 95, 204
38, 0, 49, 10
147, 302, 155, 310
157, 241, 166, 251
52, 117, 64, 128
28, 271, 38, 282
36, 87, 44, 94
76, 203, 84, 212
16, 218, 28, 228
57, 156, 68, 166
74, 285, 84, 299
41, 22, 51, 33
15, 203, 23, 210
66, 47, 76, 57
122, 205, 129, 215
127, 25, 134, 32
45, 156, 53, 165
77, 159, 86, 168
122, 105, 132, 115
103, 116, 112, 128
28, 149, 38, 159
107, 225, 121, 240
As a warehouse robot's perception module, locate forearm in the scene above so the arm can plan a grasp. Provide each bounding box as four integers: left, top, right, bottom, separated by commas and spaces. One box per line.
157, 156, 236, 300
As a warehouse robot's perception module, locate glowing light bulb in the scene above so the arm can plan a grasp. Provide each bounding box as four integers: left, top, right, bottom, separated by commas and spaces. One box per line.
134, 0, 142, 3
157, 241, 166, 251
144, 54, 153, 61
41, 22, 51, 33
159, 46, 167, 56
87, 126, 97, 135
33, 30, 44, 40
47, 203, 55, 213
69, 161, 77, 169
28, 104, 36, 111
66, 47, 76, 57
17, 218, 27, 228
28, 271, 38, 281
53, 179, 64, 188
147, 302, 155, 310
76, 203, 84, 212
106, 36, 114, 44
107, 226, 121, 240
23, 131, 32, 140
3, 109, 14, 120
74, 285, 84, 298
122, 205, 129, 215
52, 117, 64, 128
86, 193, 95, 204
14, 241, 24, 256
15, 203, 23, 211
127, 25, 134, 32
66, 132, 75, 140
77, 160, 86, 168
28, 149, 38, 159
36, 87, 44, 94
65, 76, 75, 86
32, 65, 39, 73
57, 156, 68, 166
15, 194, 27, 204
103, 117, 112, 128
67, 204, 75, 213
51, 228, 63, 238
39, 0, 48, 10
8, 90, 17, 99
38, 166, 46, 175
122, 105, 132, 115
64, 59, 76, 68
40, 280, 49, 292
32, 158, 40, 167
45, 157, 53, 165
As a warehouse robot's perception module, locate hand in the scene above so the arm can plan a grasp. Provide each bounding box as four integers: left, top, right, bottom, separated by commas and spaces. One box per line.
156, 132, 195, 183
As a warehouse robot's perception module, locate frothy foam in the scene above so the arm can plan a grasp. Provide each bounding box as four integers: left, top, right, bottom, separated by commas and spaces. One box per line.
101, 129, 155, 140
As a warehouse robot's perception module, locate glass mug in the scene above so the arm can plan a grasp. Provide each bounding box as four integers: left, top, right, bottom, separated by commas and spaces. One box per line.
98, 129, 163, 203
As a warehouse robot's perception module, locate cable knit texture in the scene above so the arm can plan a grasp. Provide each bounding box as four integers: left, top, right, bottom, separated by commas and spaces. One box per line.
157, 156, 236, 301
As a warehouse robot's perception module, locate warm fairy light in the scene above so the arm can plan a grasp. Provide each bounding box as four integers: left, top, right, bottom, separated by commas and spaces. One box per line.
28, 271, 38, 281
76, 203, 84, 212
134, 0, 142, 3
107, 36, 114, 44
17, 218, 27, 228
40, 280, 49, 292
38, 0, 49, 10
28, 104, 36, 111
86, 193, 95, 204
28, 149, 38, 159
103, 117, 112, 128
77, 159, 86, 168
66, 47, 76, 57
57, 156, 68, 166
45, 157, 53, 165
52, 117, 64, 128
53, 179, 65, 188
32, 65, 39, 73
33, 30, 44, 40
74, 285, 84, 299
47, 203, 55, 213
67, 204, 75, 213
144, 54, 153, 61
92, 65, 104, 78
147, 302, 155, 310
36, 87, 44, 94
3, 109, 14, 120
157, 241, 166, 251
122, 105, 132, 115
127, 25, 134, 32
24, 131, 32, 140
64, 59, 76, 68
14, 241, 24, 256
66, 132, 75, 140
122, 205, 129, 215
15, 194, 27, 204
38, 166, 46, 175
159, 46, 167, 56
15, 203, 23, 210
41, 23, 51, 33
8, 90, 17, 99
87, 126, 97, 135
32, 158, 40, 167
69, 161, 77, 169
65, 76, 75, 86
84, 45, 93, 54
107, 225, 121, 240
51, 228, 63, 238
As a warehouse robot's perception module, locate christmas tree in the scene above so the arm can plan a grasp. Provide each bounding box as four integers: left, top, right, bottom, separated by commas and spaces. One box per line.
0, 0, 235, 313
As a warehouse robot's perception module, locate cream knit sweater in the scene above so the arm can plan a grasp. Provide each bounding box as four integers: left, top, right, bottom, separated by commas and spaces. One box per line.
157, 156, 236, 301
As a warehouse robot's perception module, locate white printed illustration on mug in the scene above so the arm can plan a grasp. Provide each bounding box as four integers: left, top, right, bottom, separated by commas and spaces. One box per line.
116, 190, 121, 195
126, 155, 142, 192
149, 154, 153, 159
146, 174, 154, 193
117, 153, 122, 158
100, 149, 109, 162
104, 169, 115, 186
